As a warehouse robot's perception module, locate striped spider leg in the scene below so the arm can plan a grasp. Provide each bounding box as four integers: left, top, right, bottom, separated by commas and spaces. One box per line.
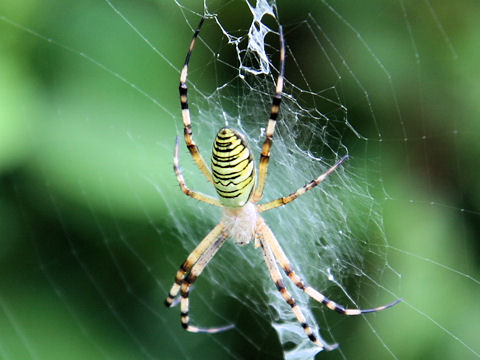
165, 221, 233, 333
252, 17, 285, 203
179, 16, 214, 184
256, 222, 337, 351
165, 16, 401, 349
256, 217, 401, 350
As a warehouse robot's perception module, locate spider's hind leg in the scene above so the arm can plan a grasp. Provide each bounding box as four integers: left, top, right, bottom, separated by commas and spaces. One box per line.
253, 25, 286, 203
178, 16, 215, 185
173, 136, 221, 207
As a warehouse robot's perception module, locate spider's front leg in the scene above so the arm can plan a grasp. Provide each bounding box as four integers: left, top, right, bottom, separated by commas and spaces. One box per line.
165, 222, 234, 333
165, 223, 224, 307
179, 232, 234, 333
258, 217, 401, 315
256, 229, 337, 350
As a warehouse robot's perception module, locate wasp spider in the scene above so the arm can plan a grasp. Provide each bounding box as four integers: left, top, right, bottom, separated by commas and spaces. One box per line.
165, 17, 401, 350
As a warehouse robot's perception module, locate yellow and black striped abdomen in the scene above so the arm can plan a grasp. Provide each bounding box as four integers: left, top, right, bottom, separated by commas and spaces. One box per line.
211, 128, 255, 208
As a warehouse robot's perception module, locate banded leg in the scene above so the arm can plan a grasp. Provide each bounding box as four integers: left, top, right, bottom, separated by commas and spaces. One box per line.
174, 136, 221, 207
258, 235, 336, 350
165, 223, 225, 307
257, 155, 348, 213
179, 16, 214, 184
252, 25, 286, 202
180, 232, 234, 333
258, 218, 401, 314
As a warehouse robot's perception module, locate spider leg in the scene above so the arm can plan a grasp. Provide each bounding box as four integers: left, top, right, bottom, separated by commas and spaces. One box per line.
258, 234, 336, 350
257, 155, 348, 213
180, 231, 234, 333
258, 218, 401, 314
253, 25, 285, 203
179, 16, 214, 184
165, 223, 224, 307
173, 136, 221, 207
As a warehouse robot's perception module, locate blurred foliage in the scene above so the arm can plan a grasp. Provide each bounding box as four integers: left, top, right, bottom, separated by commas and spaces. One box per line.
0, 0, 479, 359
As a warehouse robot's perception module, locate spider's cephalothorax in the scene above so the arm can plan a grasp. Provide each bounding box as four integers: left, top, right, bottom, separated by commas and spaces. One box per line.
211, 127, 256, 208
166, 16, 401, 350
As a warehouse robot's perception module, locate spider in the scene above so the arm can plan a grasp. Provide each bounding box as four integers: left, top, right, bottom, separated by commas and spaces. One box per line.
165, 17, 401, 350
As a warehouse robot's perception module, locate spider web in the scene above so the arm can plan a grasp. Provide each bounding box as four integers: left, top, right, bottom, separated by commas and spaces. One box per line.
1, 0, 479, 359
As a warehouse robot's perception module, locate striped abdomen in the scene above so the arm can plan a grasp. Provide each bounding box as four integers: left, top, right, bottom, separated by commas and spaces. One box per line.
211, 128, 255, 208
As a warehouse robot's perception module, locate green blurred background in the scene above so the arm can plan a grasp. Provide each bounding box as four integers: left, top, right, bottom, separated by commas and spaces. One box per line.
1, 0, 479, 359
